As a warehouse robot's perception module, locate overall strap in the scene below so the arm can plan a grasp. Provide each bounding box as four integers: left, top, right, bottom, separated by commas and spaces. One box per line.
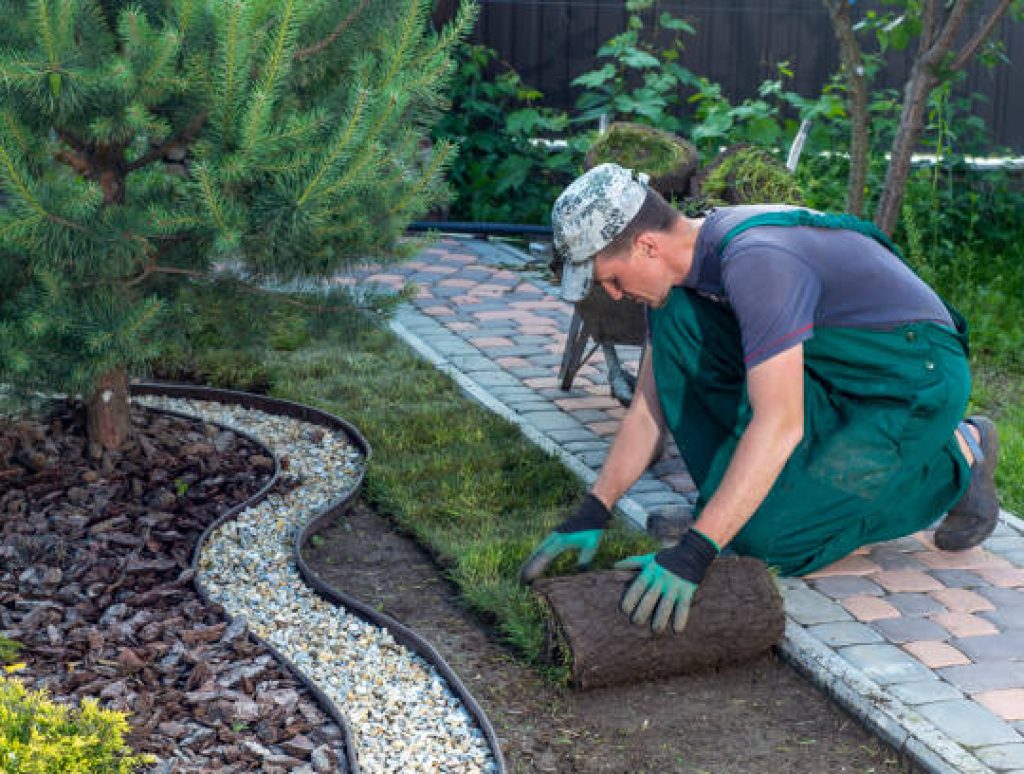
716, 209, 904, 260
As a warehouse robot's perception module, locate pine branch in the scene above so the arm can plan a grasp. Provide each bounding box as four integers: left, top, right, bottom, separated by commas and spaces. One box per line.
261, 0, 298, 92
127, 111, 208, 172
387, 140, 451, 216
380, 0, 425, 90
54, 149, 90, 176
317, 140, 381, 199
293, 0, 370, 61
216, 0, 250, 146
125, 236, 198, 287
34, 0, 62, 94
55, 127, 89, 153
195, 163, 228, 229
0, 141, 52, 220
297, 87, 370, 205
177, 0, 197, 38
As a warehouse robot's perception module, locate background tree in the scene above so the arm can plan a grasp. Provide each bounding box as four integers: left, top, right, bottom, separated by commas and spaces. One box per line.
824, 0, 1023, 232
0, 0, 475, 448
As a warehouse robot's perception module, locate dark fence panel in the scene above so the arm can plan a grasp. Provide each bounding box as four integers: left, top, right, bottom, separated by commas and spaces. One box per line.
436, 0, 1024, 154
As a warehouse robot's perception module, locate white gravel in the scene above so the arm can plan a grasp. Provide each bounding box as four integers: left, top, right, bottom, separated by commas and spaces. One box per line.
134, 395, 496, 774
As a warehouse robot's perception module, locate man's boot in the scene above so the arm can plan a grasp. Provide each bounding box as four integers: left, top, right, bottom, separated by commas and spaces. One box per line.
935, 415, 1000, 551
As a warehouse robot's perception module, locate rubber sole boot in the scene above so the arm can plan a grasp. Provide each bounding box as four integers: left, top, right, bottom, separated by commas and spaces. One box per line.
935, 415, 1000, 551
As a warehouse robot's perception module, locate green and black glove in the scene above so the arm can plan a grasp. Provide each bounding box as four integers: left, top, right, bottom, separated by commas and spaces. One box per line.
518, 494, 611, 584
615, 528, 720, 634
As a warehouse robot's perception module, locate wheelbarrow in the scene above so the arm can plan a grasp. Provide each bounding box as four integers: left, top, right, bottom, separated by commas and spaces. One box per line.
557, 286, 647, 406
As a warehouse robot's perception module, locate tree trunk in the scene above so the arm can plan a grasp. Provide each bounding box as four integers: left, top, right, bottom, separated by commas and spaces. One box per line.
825, 0, 870, 216
86, 367, 131, 450
874, 62, 938, 235
534, 558, 785, 690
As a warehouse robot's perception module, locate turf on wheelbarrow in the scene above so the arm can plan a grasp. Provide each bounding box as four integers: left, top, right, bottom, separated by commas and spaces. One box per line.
534, 557, 785, 690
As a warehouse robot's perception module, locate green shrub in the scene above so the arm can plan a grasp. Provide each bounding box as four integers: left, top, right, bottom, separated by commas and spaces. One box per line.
432, 42, 584, 224
0, 676, 154, 773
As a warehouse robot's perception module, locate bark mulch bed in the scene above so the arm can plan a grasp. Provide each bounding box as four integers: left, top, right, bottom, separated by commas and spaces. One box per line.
1, 403, 347, 773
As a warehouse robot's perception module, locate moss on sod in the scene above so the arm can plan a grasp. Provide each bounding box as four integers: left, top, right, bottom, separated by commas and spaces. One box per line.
268, 315, 656, 679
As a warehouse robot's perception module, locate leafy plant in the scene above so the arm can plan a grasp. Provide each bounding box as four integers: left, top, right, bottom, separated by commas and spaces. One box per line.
0, 676, 154, 772
432, 42, 583, 224
572, 0, 700, 132
822, 0, 1024, 231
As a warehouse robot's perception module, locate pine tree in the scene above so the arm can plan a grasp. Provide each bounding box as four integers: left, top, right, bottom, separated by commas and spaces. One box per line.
0, 0, 476, 447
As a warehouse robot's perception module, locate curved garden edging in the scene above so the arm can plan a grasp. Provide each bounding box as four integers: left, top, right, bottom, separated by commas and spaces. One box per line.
131, 382, 507, 774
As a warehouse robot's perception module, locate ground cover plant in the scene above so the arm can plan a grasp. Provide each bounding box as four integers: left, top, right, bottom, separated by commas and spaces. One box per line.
0, 675, 154, 773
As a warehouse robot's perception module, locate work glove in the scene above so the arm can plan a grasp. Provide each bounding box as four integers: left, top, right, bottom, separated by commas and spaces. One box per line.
615, 528, 720, 634
518, 494, 611, 584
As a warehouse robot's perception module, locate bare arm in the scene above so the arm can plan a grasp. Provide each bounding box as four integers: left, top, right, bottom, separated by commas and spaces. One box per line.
591, 351, 664, 510
694, 345, 806, 547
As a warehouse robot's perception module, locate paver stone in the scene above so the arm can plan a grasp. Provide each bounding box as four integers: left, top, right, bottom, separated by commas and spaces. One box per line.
784, 587, 853, 625
975, 689, 1024, 721
915, 700, 1020, 747
974, 743, 1024, 771
838, 643, 937, 684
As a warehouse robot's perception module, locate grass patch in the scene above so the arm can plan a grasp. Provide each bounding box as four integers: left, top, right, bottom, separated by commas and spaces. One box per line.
970, 363, 1024, 515
267, 310, 655, 679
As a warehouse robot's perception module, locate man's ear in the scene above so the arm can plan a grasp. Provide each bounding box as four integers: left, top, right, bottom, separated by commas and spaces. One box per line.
635, 230, 657, 257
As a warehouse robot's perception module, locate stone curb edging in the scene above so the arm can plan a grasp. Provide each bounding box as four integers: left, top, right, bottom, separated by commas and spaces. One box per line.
779, 624, 987, 774
385, 313, 1022, 774
131, 382, 508, 774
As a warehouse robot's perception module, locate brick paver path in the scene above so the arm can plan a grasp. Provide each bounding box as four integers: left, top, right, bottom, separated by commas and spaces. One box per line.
342, 237, 1024, 773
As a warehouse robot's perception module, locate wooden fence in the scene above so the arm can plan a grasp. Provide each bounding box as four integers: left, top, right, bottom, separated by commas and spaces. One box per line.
435, 0, 1024, 154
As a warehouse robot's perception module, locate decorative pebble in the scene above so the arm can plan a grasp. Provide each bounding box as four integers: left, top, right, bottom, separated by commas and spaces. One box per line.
134, 396, 496, 773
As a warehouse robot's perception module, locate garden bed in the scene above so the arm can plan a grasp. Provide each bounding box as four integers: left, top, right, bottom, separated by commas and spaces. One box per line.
0, 403, 348, 772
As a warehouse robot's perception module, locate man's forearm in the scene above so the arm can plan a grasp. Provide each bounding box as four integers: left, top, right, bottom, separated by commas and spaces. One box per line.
591, 401, 662, 510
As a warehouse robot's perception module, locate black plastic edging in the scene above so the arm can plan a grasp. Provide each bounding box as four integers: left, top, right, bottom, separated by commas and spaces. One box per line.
131, 382, 508, 774
294, 511, 509, 774
131, 389, 361, 773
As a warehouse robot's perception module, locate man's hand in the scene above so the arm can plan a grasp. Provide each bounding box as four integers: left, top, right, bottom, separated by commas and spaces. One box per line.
519, 494, 611, 584
615, 528, 720, 634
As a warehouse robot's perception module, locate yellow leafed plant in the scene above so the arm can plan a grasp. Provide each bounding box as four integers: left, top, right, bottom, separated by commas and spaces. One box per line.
0, 676, 154, 773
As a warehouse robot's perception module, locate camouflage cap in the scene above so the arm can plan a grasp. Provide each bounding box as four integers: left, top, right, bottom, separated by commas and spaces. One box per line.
551, 163, 649, 302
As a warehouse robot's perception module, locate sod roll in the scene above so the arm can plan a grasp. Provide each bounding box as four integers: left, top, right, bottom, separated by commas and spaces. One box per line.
534, 557, 785, 690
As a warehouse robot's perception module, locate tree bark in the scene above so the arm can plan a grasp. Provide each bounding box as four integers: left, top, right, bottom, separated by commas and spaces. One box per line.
86, 367, 131, 450
873, 0, 1016, 235
534, 557, 785, 690
824, 0, 870, 217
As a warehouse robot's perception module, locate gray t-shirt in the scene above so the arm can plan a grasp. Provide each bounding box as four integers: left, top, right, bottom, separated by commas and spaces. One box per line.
684, 205, 954, 368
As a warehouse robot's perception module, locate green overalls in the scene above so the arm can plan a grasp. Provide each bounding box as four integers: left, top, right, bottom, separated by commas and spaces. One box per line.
649, 211, 972, 576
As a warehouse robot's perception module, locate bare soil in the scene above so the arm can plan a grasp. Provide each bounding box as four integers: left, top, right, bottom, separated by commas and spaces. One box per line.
304, 500, 916, 774
0, 404, 346, 772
